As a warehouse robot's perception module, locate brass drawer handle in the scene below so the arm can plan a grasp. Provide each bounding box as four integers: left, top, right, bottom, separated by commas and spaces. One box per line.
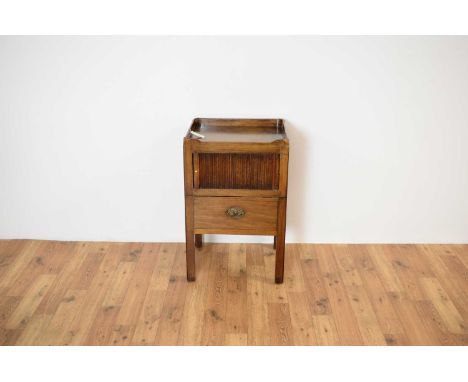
225, 206, 245, 218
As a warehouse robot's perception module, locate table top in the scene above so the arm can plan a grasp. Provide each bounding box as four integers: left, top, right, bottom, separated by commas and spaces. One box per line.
186, 118, 287, 143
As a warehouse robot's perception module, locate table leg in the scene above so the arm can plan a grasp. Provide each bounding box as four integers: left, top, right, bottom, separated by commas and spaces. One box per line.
195, 234, 203, 248
275, 198, 287, 284
185, 196, 196, 281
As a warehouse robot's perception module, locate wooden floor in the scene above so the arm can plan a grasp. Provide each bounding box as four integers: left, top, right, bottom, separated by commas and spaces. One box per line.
0, 240, 467, 345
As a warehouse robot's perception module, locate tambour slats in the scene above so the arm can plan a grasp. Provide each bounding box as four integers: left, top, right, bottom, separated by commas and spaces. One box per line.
197, 153, 279, 190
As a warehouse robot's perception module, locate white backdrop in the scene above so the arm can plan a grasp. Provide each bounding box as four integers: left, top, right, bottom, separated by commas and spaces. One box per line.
0, 36, 467, 243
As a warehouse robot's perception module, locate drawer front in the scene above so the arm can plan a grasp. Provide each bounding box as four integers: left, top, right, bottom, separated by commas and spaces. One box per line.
195, 153, 279, 190
194, 197, 278, 231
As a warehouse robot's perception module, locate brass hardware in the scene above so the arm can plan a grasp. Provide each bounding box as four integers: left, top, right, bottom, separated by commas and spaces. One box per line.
225, 206, 245, 218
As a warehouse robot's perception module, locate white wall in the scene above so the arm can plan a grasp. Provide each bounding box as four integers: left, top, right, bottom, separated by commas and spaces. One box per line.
0, 36, 467, 243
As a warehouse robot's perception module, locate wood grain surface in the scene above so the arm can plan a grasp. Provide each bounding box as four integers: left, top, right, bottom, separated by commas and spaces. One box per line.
0, 240, 466, 345
197, 153, 279, 190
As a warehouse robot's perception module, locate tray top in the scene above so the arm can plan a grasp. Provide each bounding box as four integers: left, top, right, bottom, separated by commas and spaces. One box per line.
187, 118, 287, 143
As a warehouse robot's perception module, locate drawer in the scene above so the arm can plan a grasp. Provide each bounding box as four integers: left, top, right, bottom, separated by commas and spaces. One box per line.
194, 197, 278, 232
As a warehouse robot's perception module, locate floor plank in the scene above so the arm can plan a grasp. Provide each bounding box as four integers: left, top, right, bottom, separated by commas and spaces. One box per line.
154, 244, 188, 345
5, 274, 56, 330
311, 315, 340, 345
200, 244, 228, 345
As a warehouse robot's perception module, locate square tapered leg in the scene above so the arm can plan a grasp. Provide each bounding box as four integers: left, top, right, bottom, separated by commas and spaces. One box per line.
185, 196, 196, 281
275, 198, 287, 284
195, 234, 203, 248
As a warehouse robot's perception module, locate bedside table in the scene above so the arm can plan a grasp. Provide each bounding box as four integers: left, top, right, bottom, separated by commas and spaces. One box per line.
183, 118, 289, 283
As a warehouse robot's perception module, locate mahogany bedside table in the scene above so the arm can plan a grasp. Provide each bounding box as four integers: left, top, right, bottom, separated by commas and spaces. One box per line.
183, 118, 289, 283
